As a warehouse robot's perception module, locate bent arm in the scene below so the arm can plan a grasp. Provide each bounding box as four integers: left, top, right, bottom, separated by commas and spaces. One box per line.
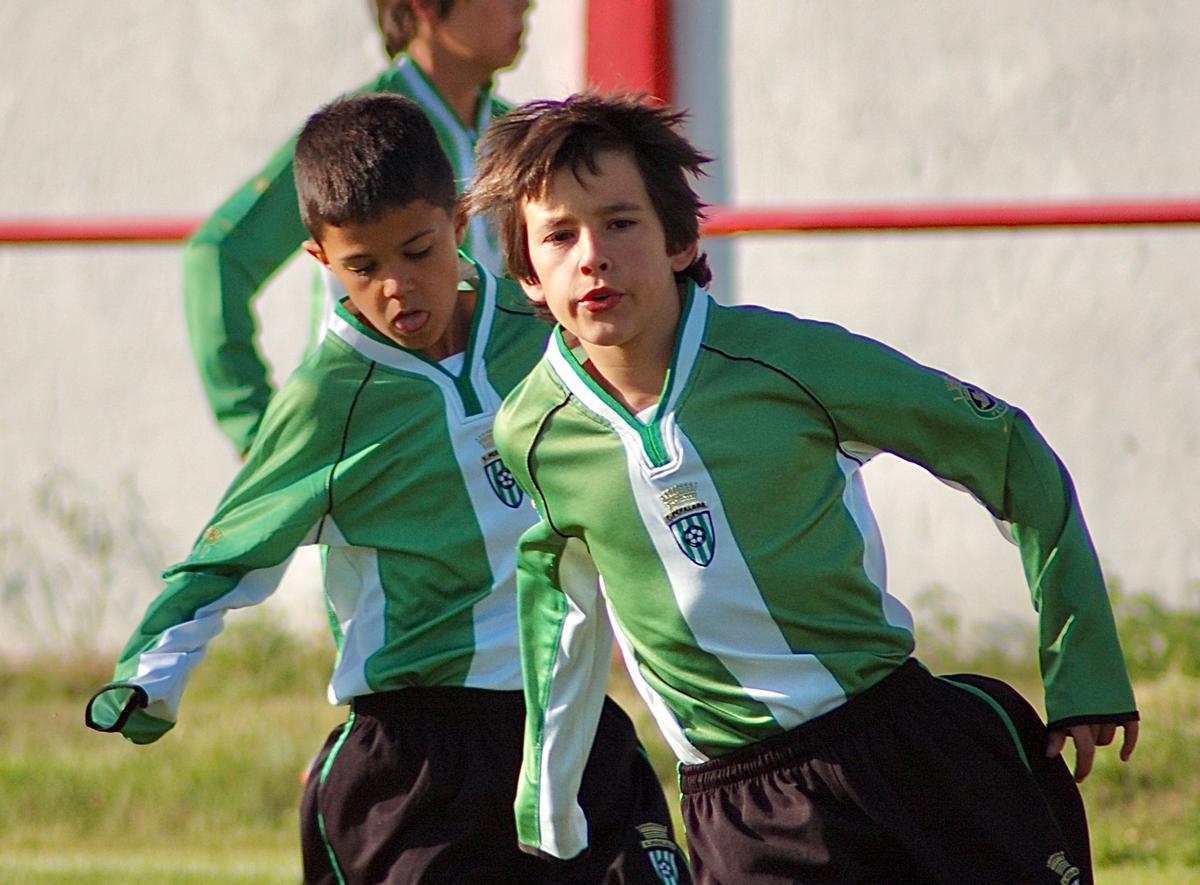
182, 137, 310, 455
789, 321, 1137, 725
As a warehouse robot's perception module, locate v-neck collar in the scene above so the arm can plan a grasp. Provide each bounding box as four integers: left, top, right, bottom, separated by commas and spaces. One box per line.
546, 283, 710, 468
329, 253, 499, 421
395, 53, 495, 137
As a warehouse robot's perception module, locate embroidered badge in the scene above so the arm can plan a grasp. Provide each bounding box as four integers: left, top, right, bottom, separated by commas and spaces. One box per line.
194, 525, 223, 556
637, 823, 686, 885
478, 431, 523, 509
945, 376, 1009, 421
660, 482, 716, 567
1046, 851, 1081, 885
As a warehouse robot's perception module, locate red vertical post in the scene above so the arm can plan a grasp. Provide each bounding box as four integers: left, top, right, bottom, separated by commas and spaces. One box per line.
585, 0, 673, 104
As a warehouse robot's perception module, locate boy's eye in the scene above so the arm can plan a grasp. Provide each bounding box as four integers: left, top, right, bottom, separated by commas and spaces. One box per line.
405, 246, 433, 260
348, 263, 375, 278
545, 230, 575, 245
610, 218, 636, 231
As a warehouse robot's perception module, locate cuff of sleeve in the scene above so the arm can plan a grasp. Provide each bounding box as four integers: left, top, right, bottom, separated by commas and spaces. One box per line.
1046, 710, 1140, 732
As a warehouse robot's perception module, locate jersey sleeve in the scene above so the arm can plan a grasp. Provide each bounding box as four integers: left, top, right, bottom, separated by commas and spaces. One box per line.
182, 135, 310, 456
85, 369, 344, 743
496, 390, 614, 860
779, 317, 1137, 727
511, 518, 615, 861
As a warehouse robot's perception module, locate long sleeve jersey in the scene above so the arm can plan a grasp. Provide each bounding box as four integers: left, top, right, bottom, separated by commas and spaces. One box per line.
183, 53, 509, 455
88, 259, 548, 744
494, 284, 1137, 860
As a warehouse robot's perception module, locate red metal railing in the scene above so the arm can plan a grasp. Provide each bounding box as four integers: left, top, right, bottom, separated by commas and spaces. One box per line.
2, 198, 1200, 245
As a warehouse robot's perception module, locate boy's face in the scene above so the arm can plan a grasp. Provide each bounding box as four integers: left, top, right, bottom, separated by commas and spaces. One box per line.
306, 201, 470, 360
519, 148, 698, 357
428, 0, 530, 76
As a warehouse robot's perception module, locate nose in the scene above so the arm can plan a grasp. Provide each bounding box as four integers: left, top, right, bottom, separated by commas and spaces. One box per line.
578, 230, 610, 277
381, 273, 410, 300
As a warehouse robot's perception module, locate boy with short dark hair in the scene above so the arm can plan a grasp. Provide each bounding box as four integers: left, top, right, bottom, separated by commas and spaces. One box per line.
88, 92, 689, 885
469, 92, 1140, 884
186, 0, 531, 456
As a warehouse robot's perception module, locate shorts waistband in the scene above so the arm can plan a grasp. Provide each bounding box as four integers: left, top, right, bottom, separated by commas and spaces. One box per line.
679, 658, 926, 794
352, 686, 525, 718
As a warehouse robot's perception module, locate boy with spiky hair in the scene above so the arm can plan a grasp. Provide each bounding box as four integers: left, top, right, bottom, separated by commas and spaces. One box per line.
469, 92, 1140, 884
87, 93, 689, 885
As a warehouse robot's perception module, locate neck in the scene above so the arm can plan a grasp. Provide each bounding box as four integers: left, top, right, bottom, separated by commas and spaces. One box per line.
579, 323, 677, 416
406, 44, 488, 128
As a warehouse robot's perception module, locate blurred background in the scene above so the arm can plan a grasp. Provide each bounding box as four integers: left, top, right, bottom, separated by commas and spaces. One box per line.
2, 1, 1196, 662
1, 1, 1197, 880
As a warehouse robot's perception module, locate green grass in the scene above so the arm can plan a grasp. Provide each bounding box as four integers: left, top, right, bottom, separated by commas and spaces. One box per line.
2, 607, 1198, 882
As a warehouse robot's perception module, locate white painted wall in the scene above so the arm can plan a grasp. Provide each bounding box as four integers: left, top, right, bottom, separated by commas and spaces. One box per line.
0, 1, 1195, 658
676, 0, 1200, 636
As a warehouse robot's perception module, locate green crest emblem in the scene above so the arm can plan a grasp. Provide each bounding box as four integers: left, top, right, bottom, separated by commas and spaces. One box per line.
478, 430, 523, 509
660, 483, 716, 568
946, 377, 1009, 420
484, 458, 523, 508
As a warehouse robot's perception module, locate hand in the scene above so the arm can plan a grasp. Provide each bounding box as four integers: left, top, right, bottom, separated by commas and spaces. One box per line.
1046, 719, 1139, 782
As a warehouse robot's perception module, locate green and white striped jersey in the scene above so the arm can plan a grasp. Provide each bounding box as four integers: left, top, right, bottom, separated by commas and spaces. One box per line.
184, 53, 510, 454
90, 259, 548, 744
495, 284, 1136, 860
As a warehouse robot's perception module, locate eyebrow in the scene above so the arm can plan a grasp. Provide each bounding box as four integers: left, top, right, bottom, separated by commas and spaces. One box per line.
337, 227, 437, 263
536, 201, 645, 229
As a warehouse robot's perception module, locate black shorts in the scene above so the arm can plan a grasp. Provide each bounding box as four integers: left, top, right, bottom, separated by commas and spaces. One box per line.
678, 660, 1090, 885
301, 687, 691, 884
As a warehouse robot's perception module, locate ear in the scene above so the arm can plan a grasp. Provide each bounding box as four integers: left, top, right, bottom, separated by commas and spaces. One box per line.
409, 0, 442, 26
518, 276, 547, 306
669, 239, 700, 274
303, 240, 330, 267
453, 204, 468, 247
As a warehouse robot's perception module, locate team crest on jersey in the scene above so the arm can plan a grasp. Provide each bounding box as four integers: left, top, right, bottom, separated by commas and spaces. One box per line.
636, 823, 686, 885
660, 482, 716, 567
478, 431, 523, 508
945, 376, 1009, 421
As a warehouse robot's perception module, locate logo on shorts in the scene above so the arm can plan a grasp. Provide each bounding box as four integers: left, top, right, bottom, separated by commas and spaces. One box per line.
1046, 851, 1081, 884
637, 823, 685, 885
945, 376, 1008, 420
660, 483, 716, 567
478, 431, 523, 509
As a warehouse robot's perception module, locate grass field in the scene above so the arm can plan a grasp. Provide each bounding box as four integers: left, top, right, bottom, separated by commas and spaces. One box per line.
2, 594, 1198, 883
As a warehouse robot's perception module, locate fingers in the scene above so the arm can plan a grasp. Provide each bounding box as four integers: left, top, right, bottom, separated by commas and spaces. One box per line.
1120, 720, 1140, 762
1069, 725, 1097, 783
1094, 723, 1116, 747
1045, 729, 1067, 759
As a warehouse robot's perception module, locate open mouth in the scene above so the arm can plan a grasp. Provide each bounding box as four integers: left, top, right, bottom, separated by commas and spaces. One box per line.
580, 288, 622, 313
391, 310, 430, 334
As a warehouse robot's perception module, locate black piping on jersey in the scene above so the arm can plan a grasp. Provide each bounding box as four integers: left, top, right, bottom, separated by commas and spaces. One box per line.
315, 361, 377, 544
524, 394, 575, 540
699, 344, 865, 467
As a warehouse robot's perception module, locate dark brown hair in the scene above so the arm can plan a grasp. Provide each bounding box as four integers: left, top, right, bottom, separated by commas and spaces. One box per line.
294, 93, 456, 239
466, 92, 712, 287
372, 0, 455, 58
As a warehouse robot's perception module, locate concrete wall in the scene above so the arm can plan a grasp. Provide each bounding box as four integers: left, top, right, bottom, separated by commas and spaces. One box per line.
675, 0, 1200, 633
1, 1, 1195, 657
